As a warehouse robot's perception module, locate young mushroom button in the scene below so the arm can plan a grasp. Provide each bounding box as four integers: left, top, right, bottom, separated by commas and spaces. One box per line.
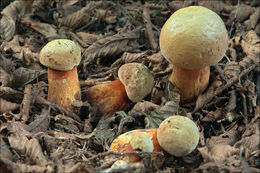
40, 39, 82, 112
159, 6, 229, 103
82, 63, 154, 121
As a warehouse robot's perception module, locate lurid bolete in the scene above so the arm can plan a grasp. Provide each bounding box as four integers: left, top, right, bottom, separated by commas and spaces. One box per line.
82, 63, 154, 121
159, 6, 229, 103
40, 39, 81, 112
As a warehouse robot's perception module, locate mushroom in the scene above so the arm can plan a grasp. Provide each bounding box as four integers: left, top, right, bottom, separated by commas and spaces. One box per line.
40, 39, 81, 112
110, 128, 164, 167
82, 63, 154, 121
159, 6, 229, 103
157, 115, 200, 157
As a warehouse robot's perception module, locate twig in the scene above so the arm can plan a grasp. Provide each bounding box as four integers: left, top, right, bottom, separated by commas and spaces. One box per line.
193, 64, 256, 113
143, 6, 158, 50
34, 96, 83, 123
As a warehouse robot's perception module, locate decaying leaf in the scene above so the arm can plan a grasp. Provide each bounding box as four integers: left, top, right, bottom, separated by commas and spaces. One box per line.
0, 0, 33, 41
0, 67, 12, 87
82, 28, 141, 70
57, 2, 102, 30
0, 158, 53, 173
198, 144, 239, 163
0, 135, 14, 161
25, 108, 50, 134
8, 136, 48, 165
12, 67, 46, 89
0, 98, 20, 114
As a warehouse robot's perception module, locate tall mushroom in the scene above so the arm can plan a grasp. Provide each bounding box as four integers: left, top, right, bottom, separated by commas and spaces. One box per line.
82, 63, 154, 121
40, 39, 81, 112
159, 6, 229, 103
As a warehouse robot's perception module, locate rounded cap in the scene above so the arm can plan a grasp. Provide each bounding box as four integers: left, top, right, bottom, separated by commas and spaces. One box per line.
118, 63, 154, 102
130, 133, 154, 153
159, 6, 228, 70
157, 115, 200, 157
40, 39, 81, 71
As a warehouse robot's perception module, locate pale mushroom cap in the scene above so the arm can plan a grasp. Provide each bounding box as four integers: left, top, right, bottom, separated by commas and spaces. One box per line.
118, 63, 154, 102
157, 115, 200, 157
159, 6, 229, 70
40, 39, 81, 71
130, 133, 154, 153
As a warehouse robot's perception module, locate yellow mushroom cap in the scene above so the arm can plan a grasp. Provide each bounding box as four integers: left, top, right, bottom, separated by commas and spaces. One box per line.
40, 39, 81, 71
118, 63, 154, 102
157, 115, 200, 157
159, 6, 228, 70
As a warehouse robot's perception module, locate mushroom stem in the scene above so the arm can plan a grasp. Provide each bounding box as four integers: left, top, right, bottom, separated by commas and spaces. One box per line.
83, 79, 130, 119
169, 66, 210, 103
48, 66, 81, 112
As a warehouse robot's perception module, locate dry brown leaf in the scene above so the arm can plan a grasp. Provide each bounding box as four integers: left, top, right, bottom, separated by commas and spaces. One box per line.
224, 61, 241, 79
76, 32, 98, 48
249, 7, 260, 29
0, 135, 14, 161
25, 108, 50, 134
0, 54, 16, 74
0, 86, 23, 101
168, 1, 193, 12
8, 136, 48, 165
241, 30, 260, 56
239, 54, 259, 70
198, 1, 226, 14
244, 79, 257, 113
0, 158, 53, 173
111, 51, 151, 67
19, 84, 33, 122
0, 98, 20, 114
227, 3, 254, 25
82, 28, 140, 70
52, 131, 77, 141
54, 114, 84, 132
0, 0, 33, 41
198, 144, 239, 163
0, 67, 12, 87
3, 35, 39, 65
12, 67, 46, 89
58, 4, 96, 29
21, 17, 63, 40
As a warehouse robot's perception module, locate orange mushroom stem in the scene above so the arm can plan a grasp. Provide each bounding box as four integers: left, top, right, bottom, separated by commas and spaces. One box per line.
83, 79, 130, 119
169, 66, 210, 103
48, 66, 81, 111
82, 63, 154, 121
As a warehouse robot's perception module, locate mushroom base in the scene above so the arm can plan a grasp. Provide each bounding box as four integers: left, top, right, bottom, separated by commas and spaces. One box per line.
169, 66, 210, 103
48, 66, 81, 112
83, 79, 130, 121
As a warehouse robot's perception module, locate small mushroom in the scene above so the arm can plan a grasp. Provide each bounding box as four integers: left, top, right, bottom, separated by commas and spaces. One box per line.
82, 63, 154, 120
159, 6, 229, 103
110, 128, 164, 167
157, 115, 200, 157
40, 39, 81, 112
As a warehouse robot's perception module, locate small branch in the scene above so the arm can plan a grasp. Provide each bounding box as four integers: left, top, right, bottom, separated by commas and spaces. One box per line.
34, 96, 83, 123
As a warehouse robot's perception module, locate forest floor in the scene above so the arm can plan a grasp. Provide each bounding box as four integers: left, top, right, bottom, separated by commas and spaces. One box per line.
0, 0, 259, 172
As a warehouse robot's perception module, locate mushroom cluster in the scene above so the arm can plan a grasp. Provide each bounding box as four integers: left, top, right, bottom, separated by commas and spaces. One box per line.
160, 6, 229, 103
110, 115, 200, 167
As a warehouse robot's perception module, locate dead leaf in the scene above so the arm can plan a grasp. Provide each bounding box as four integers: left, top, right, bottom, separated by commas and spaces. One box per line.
0, 135, 14, 161
0, 0, 33, 41
224, 61, 240, 79
0, 158, 53, 173
241, 30, 260, 56
198, 144, 239, 163
12, 67, 46, 89
25, 108, 50, 134
76, 32, 98, 48
0, 98, 20, 114
0, 67, 12, 87
8, 136, 48, 165
21, 17, 63, 40
0, 54, 16, 74
249, 7, 260, 29
82, 28, 140, 70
